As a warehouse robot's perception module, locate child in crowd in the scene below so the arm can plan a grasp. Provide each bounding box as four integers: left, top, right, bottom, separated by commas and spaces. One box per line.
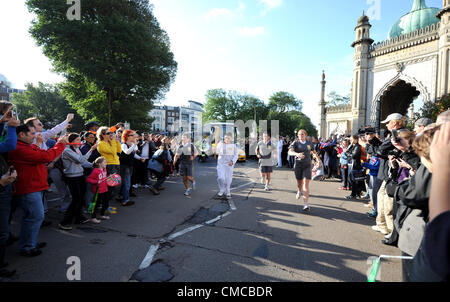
312, 153, 325, 181
86, 157, 111, 223
338, 139, 350, 190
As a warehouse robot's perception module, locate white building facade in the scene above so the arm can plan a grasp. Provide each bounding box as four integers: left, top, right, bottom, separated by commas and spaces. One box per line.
149, 101, 203, 138
319, 0, 450, 136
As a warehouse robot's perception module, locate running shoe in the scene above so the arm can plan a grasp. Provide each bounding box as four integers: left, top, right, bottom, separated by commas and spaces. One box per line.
192, 181, 196, 190
371, 225, 388, 235
184, 188, 191, 196
218, 191, 224, 197
58, 224, 72, 231
296, 191, 302, 200
226, 193, 232, 199
302, 205, 310, 212
90, 218, 101, 224
264, 185, 270, 191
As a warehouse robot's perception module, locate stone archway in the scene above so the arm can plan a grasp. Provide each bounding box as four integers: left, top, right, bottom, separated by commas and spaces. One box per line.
370, 73, 431, 129
378, 80, 419, 129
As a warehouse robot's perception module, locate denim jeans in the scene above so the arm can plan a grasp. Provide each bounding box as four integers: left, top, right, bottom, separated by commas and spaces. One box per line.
15, 191, 44, 252
0, 187, 12, 265
107, 165, 121, 200
340, 167, 349, 188
120, 165, 133, 202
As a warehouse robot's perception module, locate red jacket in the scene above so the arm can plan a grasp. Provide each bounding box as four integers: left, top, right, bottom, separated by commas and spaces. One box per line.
8, 141, 66, 196
86, 168, 108, 194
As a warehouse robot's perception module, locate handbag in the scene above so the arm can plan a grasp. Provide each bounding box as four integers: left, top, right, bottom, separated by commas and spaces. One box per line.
385, 179, 397, 197
352, 169, 367, 181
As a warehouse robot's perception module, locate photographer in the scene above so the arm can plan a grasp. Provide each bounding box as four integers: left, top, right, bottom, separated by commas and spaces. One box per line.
381, 130, 421, 245
371, 113, 407, 236
392, 126, 437, 281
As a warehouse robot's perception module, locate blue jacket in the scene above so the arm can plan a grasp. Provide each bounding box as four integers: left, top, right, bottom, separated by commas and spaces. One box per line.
362, 156, 380, 177
0, 124, 17, 153
147, 149, 171, 173
0, 123, 17, 193
340, 151, 349, 165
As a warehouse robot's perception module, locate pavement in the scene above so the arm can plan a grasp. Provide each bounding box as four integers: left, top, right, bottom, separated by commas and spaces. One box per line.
1, 159, 402, 282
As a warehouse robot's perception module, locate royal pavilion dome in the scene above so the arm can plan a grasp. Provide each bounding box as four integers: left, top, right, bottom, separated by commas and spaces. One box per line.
388, 0, 440, 39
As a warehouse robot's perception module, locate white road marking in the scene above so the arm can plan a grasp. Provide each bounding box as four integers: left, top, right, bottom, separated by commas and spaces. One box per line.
228, 199, 237, 211
230, 181, 255, 191
205, 211, 232, 225
168, 224, 204, 240
139, 244, 160, 270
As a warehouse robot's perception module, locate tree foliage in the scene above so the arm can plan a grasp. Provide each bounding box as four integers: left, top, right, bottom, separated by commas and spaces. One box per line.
11, 83, 84, 132
268, 91, 302, 113
416, 94, 450, 122
26, 0, 177, 128
326, 91, 350, 108
203, 89, 317, 138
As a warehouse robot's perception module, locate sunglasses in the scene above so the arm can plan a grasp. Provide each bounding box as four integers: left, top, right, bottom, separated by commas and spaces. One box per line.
103, 132, 112, 135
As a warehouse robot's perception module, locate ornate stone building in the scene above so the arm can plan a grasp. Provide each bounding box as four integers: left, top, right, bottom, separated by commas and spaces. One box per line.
319, 0, 450, 137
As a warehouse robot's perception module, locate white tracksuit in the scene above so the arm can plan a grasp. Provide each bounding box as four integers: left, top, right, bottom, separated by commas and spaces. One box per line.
216, 142, 239, 194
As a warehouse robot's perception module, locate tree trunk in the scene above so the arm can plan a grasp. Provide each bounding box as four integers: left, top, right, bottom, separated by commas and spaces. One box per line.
107, 89, 112, 126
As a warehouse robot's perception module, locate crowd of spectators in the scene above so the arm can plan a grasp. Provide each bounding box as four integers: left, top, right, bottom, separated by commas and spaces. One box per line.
0, 101, 195, 278
0, 97, 449, 281
306, 110, 449, 281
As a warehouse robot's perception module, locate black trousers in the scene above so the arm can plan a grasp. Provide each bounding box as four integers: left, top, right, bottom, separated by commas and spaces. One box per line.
151, 170, 166, 189
91, 192, 110, 218
61, 176, 86, 225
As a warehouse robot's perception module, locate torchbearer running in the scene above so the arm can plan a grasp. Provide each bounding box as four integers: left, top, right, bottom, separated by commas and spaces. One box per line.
288, 129, 317, 212
256, 132, 275, 191
173, 133, 198, 196
216, 132, 239, 199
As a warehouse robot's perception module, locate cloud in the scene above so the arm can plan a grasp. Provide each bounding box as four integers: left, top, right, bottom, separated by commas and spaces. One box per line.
237, 26, 266, 37
259, 0, 283, 15
205, 8, 235, 21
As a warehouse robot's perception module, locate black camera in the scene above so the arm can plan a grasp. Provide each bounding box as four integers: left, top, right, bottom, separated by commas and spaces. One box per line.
391, 129, 401, 143
388, 148, 402, 159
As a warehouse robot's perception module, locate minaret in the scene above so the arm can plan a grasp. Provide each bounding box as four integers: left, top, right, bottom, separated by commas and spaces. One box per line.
319, 71, 327, 139
437, 0, 450, 96
351, 12, 374, 133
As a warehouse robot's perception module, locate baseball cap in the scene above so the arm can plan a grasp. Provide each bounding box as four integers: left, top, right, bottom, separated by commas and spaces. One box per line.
381, 113, 404, 124
415, 117, 433, 128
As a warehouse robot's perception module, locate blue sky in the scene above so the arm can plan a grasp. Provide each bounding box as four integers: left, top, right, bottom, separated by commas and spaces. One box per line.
0, 0, 443, 126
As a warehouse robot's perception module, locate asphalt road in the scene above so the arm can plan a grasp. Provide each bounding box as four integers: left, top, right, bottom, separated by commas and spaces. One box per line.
3, 159, 402, 282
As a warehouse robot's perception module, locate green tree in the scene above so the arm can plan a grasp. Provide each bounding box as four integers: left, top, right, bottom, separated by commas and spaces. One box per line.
326, 91, 350, 107
11, 82, 84, 132
202, 89, 238, 122
26, 0, 177, 127
268, 91, 302, 113
416, 95, 450, 122
202, 89, 268, 124
268, 110, 317, 138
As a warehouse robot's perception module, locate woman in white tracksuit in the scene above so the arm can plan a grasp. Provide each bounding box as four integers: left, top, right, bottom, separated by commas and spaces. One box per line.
216, 133, 239, 199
